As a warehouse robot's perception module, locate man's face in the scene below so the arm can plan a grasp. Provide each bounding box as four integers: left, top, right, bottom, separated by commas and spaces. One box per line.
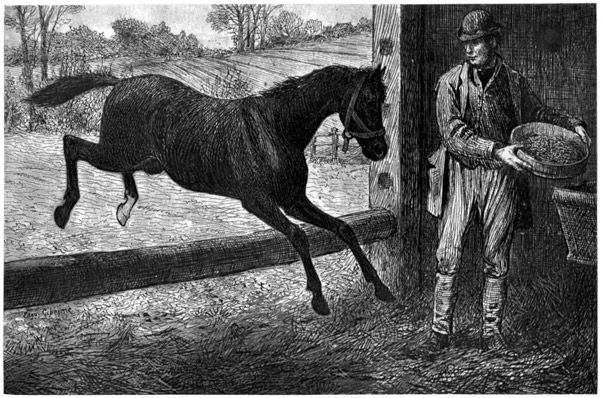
463, 37, 495, 70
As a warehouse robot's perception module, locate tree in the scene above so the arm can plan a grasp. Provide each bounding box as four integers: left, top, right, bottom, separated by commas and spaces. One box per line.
112, 18, 151, 55
51, 25, 116, 62
37, 6, 84, 81
207, 5, 247, 52
244, 5, 274, 51
269, 10, 303, 41
257, 5, 282, 49
304, 19, 323, 37
245, 5, 259, 51
5, 6, 38, 130
207, 4, 283, 52
358, 17, 372, 32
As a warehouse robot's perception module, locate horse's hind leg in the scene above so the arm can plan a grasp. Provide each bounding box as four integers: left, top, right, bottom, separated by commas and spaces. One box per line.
116, 158, 163, 226
241, 195, 330, 316
283, 195, 395, 303
55, 134, 123, 229
116, 173, 138, 226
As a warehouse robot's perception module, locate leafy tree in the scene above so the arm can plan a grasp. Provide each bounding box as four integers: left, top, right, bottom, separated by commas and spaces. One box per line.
112, 18, 151, 55
51, 25, 116, 61
357, 17, 372, 32
304, 19, 323, 37
4, 45, 23, 66
268, 10, 304, 44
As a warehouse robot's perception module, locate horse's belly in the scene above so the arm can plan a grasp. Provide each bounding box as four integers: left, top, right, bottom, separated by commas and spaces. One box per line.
164, 166, 239, 200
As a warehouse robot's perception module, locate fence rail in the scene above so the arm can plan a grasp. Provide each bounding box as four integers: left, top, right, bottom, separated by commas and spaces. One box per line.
5, 209, 397, 310
307, 127, 366, 163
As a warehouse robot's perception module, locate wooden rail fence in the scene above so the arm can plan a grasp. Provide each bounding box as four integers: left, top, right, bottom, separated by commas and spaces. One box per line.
5, 209, 397, 310
308, 127, 366, 163
309, 127, 341, 162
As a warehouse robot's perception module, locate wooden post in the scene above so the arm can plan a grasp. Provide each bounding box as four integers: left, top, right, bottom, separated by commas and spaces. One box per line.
331, 127, 339, 162
310, 135, 317, 161
368, 5, 423, 295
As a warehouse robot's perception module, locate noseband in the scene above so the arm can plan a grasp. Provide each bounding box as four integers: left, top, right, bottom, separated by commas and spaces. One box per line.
341, 75, 386, 153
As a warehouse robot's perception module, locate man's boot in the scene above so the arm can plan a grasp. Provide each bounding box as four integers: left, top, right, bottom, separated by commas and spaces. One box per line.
481, 276, 511, 352
425, 272, 458, 351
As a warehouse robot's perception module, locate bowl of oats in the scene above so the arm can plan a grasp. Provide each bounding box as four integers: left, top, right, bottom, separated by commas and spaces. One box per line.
510, 122, 589, 179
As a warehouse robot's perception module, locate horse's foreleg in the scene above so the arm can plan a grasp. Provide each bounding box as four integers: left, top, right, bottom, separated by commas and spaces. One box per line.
116, 173, 138, 226
283, 196, 395, 303
242, 196, 330, 316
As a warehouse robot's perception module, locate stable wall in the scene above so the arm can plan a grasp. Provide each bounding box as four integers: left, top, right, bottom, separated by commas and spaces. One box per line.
401, 4, 596, 289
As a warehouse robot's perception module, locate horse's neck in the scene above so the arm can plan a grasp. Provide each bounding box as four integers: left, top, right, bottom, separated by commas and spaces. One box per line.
266, 82, 346, 149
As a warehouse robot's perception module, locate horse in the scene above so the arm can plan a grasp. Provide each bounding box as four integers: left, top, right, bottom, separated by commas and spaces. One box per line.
26, 64, 395, 315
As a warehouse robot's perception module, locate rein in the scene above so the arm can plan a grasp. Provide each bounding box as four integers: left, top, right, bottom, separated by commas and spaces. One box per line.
341, 75, 386, 152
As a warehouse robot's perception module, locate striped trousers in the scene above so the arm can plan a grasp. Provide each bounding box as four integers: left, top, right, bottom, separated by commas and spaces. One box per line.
435, 157, 518, 278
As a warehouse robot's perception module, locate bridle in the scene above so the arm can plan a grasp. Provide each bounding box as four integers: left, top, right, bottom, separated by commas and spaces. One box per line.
341, 75, 386, 153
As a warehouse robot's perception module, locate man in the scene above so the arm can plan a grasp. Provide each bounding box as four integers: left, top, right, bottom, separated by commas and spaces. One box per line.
426, 9, 590, 352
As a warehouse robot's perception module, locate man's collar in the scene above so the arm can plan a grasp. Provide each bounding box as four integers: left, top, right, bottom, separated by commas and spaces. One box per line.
460, 54, 503, 86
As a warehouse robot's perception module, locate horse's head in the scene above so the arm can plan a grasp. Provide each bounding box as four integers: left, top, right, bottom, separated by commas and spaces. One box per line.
339, 64, 388, 161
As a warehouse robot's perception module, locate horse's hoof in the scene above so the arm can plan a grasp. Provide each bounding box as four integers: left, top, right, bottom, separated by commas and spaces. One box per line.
375, 284, 396, 302
311, 295, 331, 316
116, 204, 129, 226
54, 205, 69, 229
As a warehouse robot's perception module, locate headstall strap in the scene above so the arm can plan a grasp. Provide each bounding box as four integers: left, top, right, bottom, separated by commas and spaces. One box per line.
341, 73, 385, 153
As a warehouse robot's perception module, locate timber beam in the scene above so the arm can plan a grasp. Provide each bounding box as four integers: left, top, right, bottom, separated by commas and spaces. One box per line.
5, 208, 397, 310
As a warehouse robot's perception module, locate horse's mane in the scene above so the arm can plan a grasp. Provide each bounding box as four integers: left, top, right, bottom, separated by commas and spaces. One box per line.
260, 65, 373, 98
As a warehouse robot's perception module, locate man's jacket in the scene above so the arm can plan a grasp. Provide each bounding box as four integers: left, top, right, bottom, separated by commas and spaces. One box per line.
427, 59, 583, 218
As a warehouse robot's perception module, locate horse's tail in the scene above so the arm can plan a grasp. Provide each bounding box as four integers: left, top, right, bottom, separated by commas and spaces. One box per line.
25, 73, 121, 107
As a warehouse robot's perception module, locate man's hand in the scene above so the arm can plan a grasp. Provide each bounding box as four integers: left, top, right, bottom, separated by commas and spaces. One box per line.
575, 125, 591, 147
494, 144, 530, 172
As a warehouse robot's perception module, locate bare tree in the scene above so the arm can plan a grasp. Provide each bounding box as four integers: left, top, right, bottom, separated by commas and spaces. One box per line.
38, 6, 84, 81
256, 5, 282, 49
207, 5, 247, 52
246, 5, 260, 51
5, 6, 38, 130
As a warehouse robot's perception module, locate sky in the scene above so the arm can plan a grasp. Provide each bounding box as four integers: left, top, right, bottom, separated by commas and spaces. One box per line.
4, 4, 372, 49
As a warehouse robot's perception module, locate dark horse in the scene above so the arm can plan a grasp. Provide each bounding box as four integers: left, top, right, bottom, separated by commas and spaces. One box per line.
27, 64, 394, 315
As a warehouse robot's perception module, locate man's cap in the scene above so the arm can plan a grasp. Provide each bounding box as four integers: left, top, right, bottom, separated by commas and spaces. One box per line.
457, 9, 503, 42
